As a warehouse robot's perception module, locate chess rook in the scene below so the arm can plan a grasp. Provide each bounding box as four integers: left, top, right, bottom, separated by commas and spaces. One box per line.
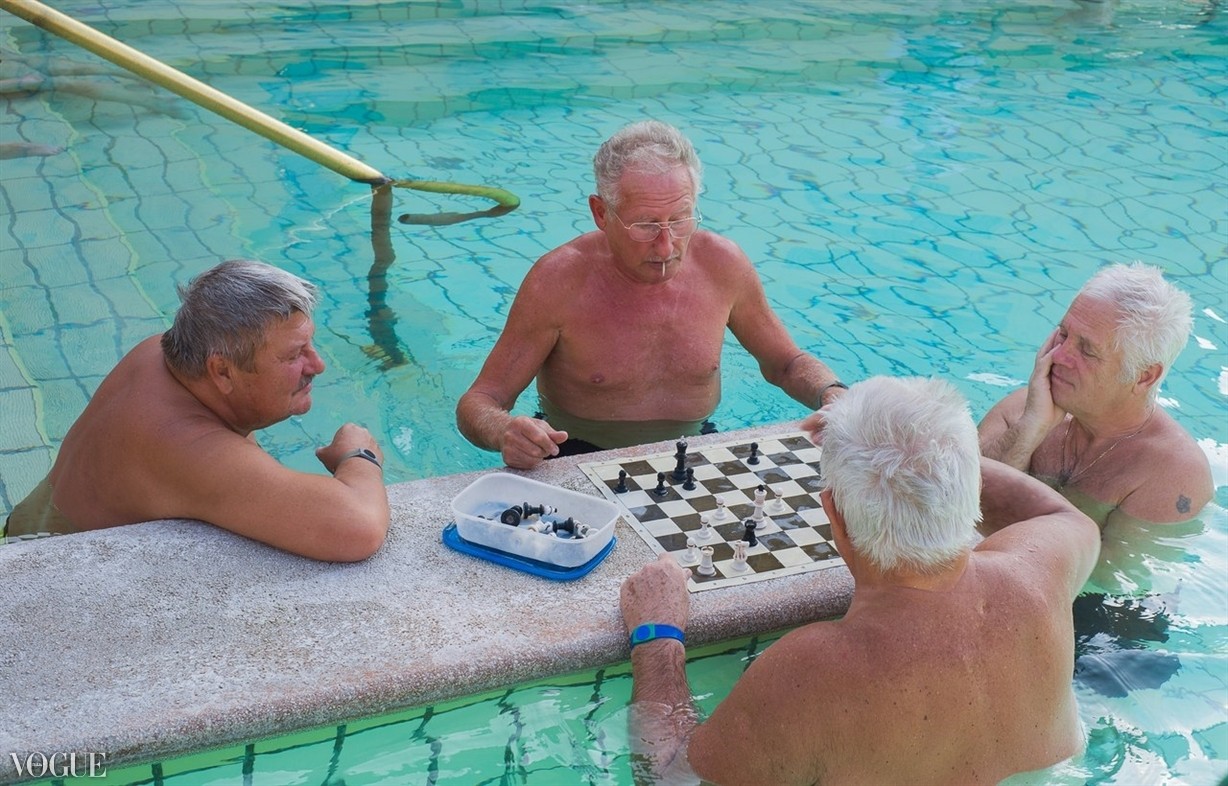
697, 546, 716, 576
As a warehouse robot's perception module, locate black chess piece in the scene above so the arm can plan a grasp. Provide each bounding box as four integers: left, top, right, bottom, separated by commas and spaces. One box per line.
747, 441, 760, 465
500, 506, 523, 526
653, 471, 669, 497
683, 467, 696, 491
743, 519, 758, 547
553, 517, 577, 535
671, 439, 688, 482
614, 469, 629, 493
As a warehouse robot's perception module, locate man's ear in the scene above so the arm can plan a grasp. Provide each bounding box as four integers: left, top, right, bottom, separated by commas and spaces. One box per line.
205, 354, 235, 395
588, 193, 608, 230
820, 487, 849, 553
1135, 362, 1164, 394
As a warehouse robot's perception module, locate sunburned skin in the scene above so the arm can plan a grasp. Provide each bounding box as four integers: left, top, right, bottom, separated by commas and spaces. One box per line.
979, 289, 1213, 528
457, 163, 842, 469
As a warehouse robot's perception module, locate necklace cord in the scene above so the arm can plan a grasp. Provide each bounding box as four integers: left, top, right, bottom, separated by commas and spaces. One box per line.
1058, 406, 1156, 489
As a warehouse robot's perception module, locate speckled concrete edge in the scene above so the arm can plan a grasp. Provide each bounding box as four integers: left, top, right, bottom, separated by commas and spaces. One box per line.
0, 425, 853, 782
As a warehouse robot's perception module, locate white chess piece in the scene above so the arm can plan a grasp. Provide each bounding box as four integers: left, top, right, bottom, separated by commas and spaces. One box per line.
731, 540, 749, 573
712, 495, 727, 522
677, 539, 700, 567
697, 546, 716, 576
768, 490, 787, 515
695, 514, 714, 541
752, 486, 766, 524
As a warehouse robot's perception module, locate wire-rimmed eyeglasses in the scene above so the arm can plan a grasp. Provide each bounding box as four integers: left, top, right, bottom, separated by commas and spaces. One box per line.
611, 211, 703, 243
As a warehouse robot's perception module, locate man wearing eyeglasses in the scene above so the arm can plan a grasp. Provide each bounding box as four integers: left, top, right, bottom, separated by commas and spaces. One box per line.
457, 120, 846, 469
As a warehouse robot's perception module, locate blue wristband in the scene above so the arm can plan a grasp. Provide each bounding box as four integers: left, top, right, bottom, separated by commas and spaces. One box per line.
629, 623, 686, 649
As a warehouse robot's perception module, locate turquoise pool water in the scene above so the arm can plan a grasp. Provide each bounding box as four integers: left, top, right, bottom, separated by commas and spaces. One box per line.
2, 0, 1225, 783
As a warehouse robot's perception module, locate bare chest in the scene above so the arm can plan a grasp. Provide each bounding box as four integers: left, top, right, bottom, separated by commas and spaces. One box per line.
547, 285, 729, 387
1031, 421, 1151, 503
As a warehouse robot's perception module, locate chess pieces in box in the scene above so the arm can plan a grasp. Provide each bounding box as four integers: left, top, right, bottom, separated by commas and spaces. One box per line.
451, 473, 619, 568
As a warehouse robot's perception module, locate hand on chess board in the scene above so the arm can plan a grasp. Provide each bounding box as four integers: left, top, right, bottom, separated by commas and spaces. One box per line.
620, 553, 690, 633
498, 415, 569, 469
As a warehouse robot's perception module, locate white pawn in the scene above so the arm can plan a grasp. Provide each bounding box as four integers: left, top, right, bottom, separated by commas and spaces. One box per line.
712, 495, 728, 522
731, 540, 749, 573
695, 513, 714, 541
677, 539, 700, 567
768, 489, 787, 516
697, 546, 716, 576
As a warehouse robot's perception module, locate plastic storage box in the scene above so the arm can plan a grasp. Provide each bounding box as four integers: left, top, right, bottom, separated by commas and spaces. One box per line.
451, 473, 619, 568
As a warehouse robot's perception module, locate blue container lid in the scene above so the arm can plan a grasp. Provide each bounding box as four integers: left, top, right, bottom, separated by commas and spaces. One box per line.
442, 522, 616, 581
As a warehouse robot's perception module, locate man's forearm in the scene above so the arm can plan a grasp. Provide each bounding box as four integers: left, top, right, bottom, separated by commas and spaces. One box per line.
456, 391, 511, 452
979, 457, 1075, 533
772, 352, 843, 410
978, 416, 1047, 472
629, 640, 699, 783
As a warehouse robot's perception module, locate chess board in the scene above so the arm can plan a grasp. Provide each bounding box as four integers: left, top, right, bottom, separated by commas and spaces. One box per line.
579, 432, 845, 592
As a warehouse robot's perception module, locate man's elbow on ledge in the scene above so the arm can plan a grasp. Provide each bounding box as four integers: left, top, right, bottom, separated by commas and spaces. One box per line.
306, 511, 390, 563
334, 524, 388, 563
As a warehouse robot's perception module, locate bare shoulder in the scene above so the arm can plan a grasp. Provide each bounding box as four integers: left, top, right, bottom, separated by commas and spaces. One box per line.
705, 621, 847, 713
514, 232, 606, 302
529, 232, 603, 277
1120, 411, 1215, 523
980, 386, 1028, 425
688, 621, 847, 784
687, 231, 766, 312
689, 230, 753, 273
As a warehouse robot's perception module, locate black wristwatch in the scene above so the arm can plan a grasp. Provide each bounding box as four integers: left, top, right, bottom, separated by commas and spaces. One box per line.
338, 448, 382, 471
817, 380, 849, 407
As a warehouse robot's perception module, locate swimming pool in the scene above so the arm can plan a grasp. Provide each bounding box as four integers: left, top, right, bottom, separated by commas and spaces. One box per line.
1, 0, 1224, 783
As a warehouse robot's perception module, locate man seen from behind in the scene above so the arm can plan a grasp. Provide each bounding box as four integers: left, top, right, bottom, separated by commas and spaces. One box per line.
620, 376, 1100, 785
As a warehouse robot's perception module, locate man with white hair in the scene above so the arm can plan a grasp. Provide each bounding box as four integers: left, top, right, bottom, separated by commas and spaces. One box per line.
979, 262, 1212, 526
620, 376, 1100, 785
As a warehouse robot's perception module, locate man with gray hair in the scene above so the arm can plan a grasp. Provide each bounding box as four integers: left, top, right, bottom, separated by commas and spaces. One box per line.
4, 260, 390, 562
620, 376, 1100, 784
979, 262, 1212, 527
457, 119, 844, 468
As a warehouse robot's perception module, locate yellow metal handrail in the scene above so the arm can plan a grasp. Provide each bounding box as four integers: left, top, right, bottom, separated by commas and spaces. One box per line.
0, 0, 520, 210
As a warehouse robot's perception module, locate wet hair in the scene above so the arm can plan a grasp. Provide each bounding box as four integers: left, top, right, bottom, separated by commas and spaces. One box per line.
592, 120, 703, 210
161, 260, 318, 377
820, 376, 980, 574
1078, 262, 1193, 389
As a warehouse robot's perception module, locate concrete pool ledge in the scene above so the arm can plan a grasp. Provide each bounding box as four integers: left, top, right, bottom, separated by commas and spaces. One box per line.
0, 424, 853, 780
